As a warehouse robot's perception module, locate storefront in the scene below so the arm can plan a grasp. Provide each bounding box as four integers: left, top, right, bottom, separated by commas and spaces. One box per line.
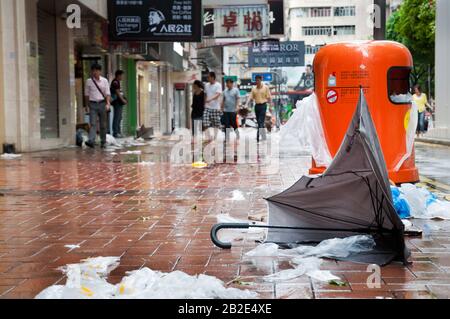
0, 0, 109, 152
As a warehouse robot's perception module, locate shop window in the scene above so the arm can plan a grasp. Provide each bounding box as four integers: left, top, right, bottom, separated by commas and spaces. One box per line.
388, 67, 412, 104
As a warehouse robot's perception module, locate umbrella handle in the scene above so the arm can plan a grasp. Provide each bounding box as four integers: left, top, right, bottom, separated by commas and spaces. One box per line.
210, 223, 250, 249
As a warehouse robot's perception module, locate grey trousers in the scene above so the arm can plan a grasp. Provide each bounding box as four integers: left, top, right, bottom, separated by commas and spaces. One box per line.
89, 101, 107, 145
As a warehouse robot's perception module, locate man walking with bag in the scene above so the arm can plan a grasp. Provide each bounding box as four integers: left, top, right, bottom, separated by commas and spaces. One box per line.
84, 63, 111, 149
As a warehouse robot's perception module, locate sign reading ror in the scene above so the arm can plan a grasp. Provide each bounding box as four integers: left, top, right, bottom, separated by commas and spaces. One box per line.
108, 0, 202, 42
249, 41, 306, 68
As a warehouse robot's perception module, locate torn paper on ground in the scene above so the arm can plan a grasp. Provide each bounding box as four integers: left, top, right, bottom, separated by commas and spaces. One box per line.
36, 257, 257, 299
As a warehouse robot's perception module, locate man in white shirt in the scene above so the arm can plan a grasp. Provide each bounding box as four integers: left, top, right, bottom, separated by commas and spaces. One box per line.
203, 72, 223, 135
84, 63, 111, 149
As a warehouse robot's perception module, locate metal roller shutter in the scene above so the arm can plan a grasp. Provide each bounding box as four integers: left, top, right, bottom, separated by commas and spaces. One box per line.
38, 6, 59, 138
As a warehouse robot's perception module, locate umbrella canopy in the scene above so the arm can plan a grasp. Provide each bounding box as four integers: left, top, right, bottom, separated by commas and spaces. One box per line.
266, 89, 410, 266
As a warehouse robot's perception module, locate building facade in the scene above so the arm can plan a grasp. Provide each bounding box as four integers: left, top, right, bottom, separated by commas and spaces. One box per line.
287, 0, 374, 65
0, 0, 108, 152
428, 0, 450, 140
0, 0, 199, 152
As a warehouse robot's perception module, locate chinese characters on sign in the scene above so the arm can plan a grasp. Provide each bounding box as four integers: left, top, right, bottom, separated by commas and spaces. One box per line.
214, 6, 269, 38
249, 41, 306, 68
108, 0, 202, 42
204, 2, 284, 37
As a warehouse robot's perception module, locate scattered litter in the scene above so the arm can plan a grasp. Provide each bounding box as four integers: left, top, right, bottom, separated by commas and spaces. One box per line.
391, 186, 411, 219
121, 151, 142, 155
65, 245, 81, 251
138, 162, 156, 166
329, 279, 348, 287
244, 236, 375, 283
106, 135, 121, 147
192, 161, 208, 169
228, 190, 246, 201
392, 184, 450, 220
36, 257, 257, 299
1, 153, 22, 160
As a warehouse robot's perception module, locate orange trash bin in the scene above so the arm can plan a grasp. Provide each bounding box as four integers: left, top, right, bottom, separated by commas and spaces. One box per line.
310, 41, 419, 184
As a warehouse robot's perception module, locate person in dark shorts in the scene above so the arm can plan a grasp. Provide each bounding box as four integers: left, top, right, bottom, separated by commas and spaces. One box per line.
222, 78, 240, 141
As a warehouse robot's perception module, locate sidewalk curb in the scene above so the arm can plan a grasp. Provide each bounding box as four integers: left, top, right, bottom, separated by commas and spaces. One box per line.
416, 138, 450, 147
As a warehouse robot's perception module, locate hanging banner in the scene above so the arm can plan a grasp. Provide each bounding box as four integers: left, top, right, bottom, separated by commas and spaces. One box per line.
248, 41, 306, 67
108, 0, 202, 42
269, 0, 285, 35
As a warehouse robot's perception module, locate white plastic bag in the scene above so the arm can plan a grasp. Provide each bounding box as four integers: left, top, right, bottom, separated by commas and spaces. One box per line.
36, 257, 257, 299
399, 184, 450, 220
281, 93, 332, 167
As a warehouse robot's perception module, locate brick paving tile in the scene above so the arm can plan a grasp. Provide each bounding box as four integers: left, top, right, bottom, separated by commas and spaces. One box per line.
1, 138, 450, 299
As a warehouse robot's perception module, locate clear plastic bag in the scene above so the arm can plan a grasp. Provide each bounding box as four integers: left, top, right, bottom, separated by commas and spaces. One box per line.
280, 93, 332, 167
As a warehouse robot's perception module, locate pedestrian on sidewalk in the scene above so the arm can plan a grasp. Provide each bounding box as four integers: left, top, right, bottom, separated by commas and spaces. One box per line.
247, 75, 272, 142
413, 85, 431, 138
84, 63, 111, 149
222, 78, 240, 141
111, 70, 127, 138
203, 72, 223, 140
191, 80, 205, 137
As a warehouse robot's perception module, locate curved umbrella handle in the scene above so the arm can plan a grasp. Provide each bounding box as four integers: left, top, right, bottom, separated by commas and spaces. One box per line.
210, 223, 250, 249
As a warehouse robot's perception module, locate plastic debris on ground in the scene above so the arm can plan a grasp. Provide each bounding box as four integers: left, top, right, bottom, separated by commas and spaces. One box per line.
228, 190, 246, 201
244, 236, 375, 283
391, 184, 450, 220
280, 93, 332, 166
120, 150, 142, 155
192, 161, 208, 169
35, 257, 257, 299
216, 214, 267, 242
64, 245, 81, 251
1, 153, 22, 160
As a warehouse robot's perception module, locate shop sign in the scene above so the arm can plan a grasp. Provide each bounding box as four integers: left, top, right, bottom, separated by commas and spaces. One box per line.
204, 2, 284, 37
252, 73, 273, 83
249, 41, 305, 68
108, 0, 202, 42
212, 5, 269, 38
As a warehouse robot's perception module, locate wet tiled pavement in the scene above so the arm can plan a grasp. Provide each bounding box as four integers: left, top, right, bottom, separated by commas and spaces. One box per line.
1, 134, 450, 299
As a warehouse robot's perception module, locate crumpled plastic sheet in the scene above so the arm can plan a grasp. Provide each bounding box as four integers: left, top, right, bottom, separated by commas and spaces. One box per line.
245, 236, 375, 283
228, 190, 246, 201
36, 257, 257, 299
399, 184, 450, 220
280, 93, 332, 167
264, 257, 340, 283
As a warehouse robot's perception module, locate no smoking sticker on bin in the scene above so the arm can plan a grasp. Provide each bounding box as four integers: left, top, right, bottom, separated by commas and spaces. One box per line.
327, 89, 338, 104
